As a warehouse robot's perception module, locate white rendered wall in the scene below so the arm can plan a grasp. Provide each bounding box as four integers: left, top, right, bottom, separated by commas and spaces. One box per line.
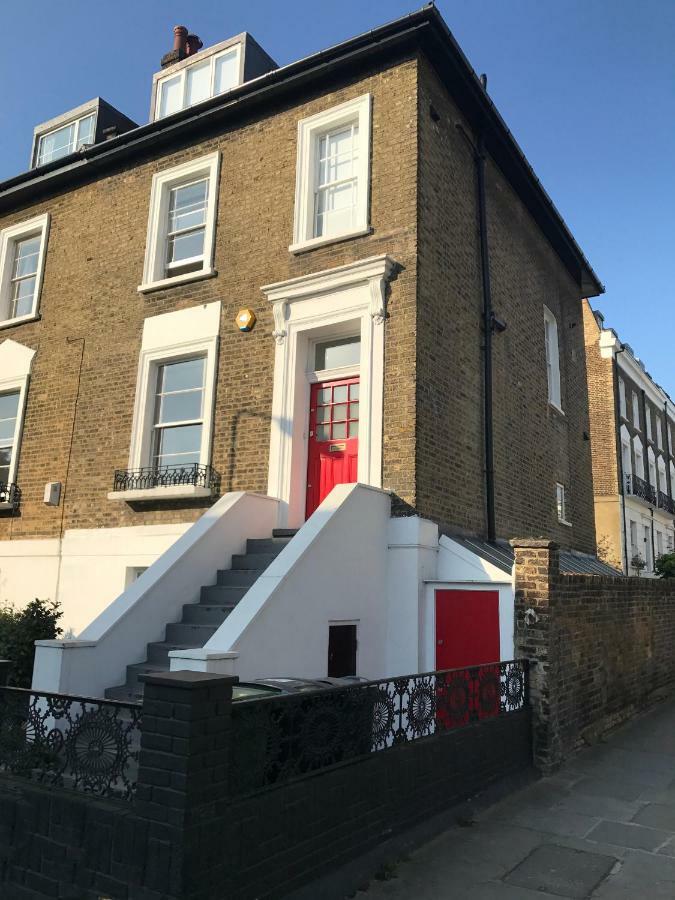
0, 524, 190, 635
0, 539, 61, 611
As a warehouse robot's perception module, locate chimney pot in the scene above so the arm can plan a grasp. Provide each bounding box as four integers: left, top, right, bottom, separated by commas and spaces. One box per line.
185, 34, 204, 56
173, 25, 188, 53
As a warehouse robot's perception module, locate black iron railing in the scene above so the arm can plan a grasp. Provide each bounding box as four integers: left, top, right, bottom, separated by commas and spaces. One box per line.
0, 482, 20, 512
0, 687, 141, 801
658, 491, 675, 515
112, 463, 220, 494
230, 659, 528, 796
626, 474, 657, 505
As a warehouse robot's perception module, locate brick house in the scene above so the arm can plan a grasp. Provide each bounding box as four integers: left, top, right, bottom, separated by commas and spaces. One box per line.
0, 9, 610, 697
583, 301, 675, 574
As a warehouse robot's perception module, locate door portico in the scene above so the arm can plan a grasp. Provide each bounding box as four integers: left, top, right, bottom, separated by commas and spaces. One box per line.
261, 254, 397, 527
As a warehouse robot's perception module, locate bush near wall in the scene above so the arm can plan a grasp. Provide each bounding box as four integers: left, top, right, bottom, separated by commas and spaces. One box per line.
0, 599, 63, 687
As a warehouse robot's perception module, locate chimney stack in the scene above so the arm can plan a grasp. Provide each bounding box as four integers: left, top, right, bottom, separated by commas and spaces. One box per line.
161, 24, 199, 69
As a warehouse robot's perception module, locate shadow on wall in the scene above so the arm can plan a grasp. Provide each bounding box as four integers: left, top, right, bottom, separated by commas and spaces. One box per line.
224, 408, 272, 494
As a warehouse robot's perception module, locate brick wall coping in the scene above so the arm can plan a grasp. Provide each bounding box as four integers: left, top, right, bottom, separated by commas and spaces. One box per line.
139, 670, 239, 690
510, 539, 560, 550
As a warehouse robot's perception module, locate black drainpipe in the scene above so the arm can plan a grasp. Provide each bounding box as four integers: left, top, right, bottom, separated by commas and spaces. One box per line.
476, 133, 496, 544
613, 345, 629, 573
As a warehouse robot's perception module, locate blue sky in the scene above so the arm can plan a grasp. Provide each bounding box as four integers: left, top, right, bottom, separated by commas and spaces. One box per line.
1, 1, 673, 393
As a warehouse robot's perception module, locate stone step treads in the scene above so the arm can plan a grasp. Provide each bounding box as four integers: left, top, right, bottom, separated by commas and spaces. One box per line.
103, 530, 296, 702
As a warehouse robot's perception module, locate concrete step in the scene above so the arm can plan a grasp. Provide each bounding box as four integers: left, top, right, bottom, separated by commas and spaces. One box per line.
146, 641, 197, 666
273, 528, 298, 539
200, 584, 249, 604
216, 568, 264, 587
246, 537, 293, 554
124, 661, 170, 690
105, 683, 144, 703
164, 622, 217, 644
231, 552, 279, 570
181, 603, 234, 626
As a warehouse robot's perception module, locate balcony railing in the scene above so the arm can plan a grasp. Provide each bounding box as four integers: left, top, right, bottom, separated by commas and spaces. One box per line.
625, 474, 657, 506
0, 483, 20, 512
658, 490, 675, 515
112, 463, 221, 494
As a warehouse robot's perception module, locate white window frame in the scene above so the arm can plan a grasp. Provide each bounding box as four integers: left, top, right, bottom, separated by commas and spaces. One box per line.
138, 152, 220, 294
154, 44, 242, 121
646, 406, 653, 441
656, 418, 663, 450
0, 339, 35, 508
618, 378, 627, 419
109, 303, 221, 502
633, 436, 645, 480
34, 112, 97, 167
543, 305, 563, 412
0, 214, 50, 328
290, 94, 372, 254
632, 392, 641, 430
556, 482, 571, 526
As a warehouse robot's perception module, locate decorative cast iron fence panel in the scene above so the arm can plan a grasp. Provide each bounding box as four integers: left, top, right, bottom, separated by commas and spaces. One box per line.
657, 490, 675, 515
230, 659, 528, 797
0, 482, 20, 512
0, 687, 142, 801
112, 463, 221, 494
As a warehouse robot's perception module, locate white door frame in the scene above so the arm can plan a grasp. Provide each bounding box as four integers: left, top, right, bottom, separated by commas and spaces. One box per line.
261, 254, 397, 527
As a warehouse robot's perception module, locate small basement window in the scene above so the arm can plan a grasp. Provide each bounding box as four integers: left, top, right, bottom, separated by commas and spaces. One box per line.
328, 624, 357, 677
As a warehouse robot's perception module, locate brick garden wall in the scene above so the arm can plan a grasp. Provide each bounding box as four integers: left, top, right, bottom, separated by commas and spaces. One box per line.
0, 671, 532, 900
514, 539, 675, 771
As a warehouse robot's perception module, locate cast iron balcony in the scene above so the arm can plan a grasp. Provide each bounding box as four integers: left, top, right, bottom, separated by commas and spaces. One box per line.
112, 464, 221, 495
625, 474, 657, 506
0, 483, 21, 512
658, 490, 675, 515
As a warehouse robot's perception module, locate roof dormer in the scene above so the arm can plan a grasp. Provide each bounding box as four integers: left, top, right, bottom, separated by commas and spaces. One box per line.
150, 25, 277, 123
31, 99, 138, 169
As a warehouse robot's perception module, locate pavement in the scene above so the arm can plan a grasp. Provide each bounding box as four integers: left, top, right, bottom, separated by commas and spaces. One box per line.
362, 697, 675, 898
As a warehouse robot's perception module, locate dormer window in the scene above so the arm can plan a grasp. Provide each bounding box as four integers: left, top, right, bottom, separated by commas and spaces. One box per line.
35, 113, 96, 167
155, 45, 241, 120
31, 99, 137, 170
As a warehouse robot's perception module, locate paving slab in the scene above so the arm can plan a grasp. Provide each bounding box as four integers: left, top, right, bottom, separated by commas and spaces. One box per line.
362, 699, 675, 900
632, 803, 675, 831
503, 844, 617, 899
586, 819, 671, 852
592, 850, 675, 898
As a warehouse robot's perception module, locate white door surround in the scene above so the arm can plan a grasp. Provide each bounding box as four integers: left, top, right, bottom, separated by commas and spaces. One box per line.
261, 254, 398, 527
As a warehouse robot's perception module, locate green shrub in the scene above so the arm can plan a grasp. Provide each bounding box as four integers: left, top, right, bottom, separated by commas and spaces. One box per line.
0, 599, 63, 688
655, 553, 675, 579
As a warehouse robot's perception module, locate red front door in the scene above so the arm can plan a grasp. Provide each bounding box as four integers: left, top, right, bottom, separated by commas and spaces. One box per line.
305, 377, 359, 518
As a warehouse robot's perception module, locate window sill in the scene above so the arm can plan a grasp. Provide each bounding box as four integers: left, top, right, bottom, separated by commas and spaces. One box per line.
107, 485, 213, 503
137, 268, 217, 295
548, 401, 565, 417
289, 226, 372, 255
0, 313, 40, 331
